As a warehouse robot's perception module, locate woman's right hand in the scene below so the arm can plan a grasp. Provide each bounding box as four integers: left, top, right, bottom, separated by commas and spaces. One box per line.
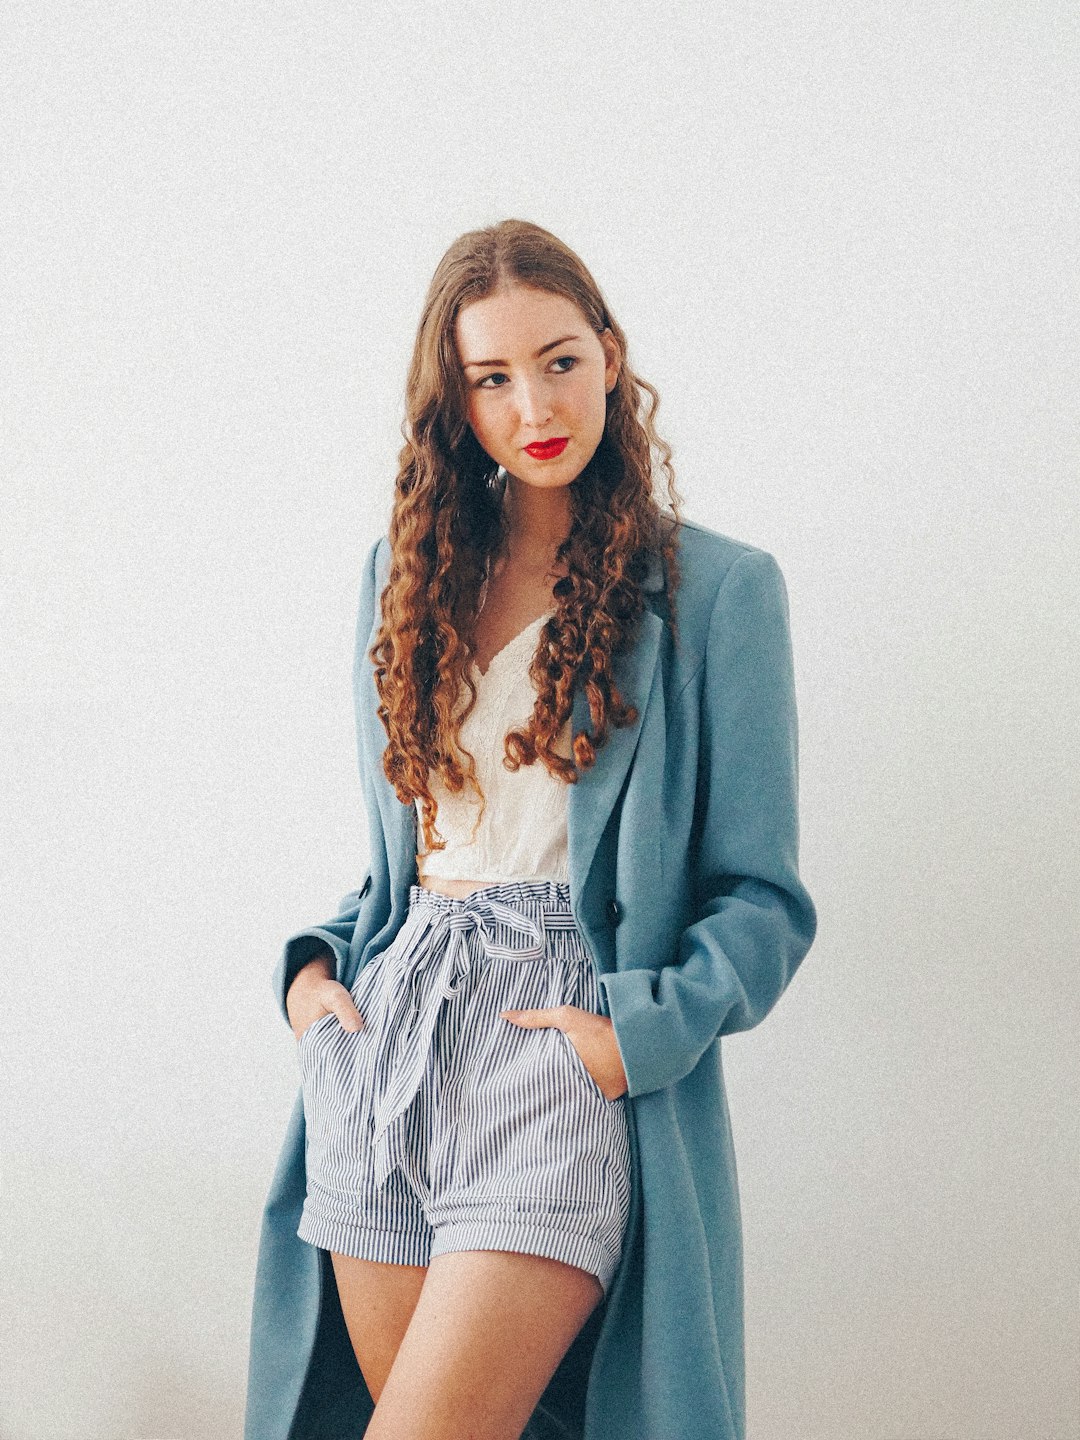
286, 955, 365, 1043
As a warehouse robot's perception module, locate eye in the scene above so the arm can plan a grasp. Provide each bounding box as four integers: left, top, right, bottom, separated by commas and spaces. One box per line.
474, 355, 579, 390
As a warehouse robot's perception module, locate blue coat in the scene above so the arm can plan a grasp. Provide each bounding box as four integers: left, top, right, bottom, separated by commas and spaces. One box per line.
244, 517, 817, 1440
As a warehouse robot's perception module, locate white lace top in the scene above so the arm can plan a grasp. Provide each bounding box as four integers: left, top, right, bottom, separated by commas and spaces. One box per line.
414, 610, 572, 883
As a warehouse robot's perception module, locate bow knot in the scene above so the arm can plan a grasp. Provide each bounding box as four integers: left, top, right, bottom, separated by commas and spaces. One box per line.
368, 895, 549, 1188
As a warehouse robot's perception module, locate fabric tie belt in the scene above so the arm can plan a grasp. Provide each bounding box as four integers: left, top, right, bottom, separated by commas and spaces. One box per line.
369, 893, 579, 1188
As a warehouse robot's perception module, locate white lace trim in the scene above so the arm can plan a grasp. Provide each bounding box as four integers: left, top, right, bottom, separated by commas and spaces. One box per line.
415, 613, 571, 882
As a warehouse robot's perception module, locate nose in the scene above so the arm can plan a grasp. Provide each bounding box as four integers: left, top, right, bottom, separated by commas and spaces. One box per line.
515, 374, 555, 429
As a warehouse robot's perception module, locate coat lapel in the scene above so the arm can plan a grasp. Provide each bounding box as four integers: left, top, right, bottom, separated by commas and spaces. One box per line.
369, 541, 665, 900
566, 582, 663, 891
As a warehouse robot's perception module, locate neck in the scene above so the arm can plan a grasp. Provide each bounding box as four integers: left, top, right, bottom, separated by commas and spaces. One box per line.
500, 475, 573, 565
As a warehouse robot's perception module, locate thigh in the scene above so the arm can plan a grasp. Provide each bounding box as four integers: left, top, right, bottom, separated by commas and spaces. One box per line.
367, 1249, 602, 1440
330, 1252, 429, 1405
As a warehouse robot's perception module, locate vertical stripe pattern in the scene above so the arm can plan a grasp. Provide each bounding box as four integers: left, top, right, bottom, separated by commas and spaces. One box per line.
295, 878, 633, 1296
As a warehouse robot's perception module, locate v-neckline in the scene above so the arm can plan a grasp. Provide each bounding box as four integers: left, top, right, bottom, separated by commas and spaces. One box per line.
469, 610, 554, 680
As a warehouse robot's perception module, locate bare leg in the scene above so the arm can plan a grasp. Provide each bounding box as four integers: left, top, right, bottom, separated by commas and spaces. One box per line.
329, 1253, 429, 1403
365, 1249, 604, 1440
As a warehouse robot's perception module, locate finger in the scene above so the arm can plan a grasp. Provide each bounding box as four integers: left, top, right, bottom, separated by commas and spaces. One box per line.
335, 998, 365, 1032
319, 980, 363, 1033
499, 1007, 557, 1028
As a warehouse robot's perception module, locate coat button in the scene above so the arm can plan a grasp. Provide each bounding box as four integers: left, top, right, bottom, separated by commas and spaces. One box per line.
360, 874, 372, 899
606, 897, 622, 926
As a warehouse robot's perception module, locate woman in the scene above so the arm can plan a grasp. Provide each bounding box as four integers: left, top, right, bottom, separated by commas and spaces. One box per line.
244, 219, 817, 1440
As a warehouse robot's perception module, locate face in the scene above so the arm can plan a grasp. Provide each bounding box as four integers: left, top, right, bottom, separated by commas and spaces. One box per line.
454, 283, 621, 489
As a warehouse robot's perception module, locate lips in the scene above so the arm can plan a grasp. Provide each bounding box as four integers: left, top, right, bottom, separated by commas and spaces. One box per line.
524, 437, 569, 459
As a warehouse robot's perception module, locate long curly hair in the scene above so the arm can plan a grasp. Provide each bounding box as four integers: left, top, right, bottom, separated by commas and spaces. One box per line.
370, 218, 685, 859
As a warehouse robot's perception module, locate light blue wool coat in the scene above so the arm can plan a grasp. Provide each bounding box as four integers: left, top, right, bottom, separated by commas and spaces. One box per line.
244, 517, 817, 1440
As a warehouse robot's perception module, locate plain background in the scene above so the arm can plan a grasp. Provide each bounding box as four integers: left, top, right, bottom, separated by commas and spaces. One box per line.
3, 3, 1077, 1438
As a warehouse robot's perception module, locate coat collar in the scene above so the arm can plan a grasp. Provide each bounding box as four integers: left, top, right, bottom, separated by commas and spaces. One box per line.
370, 536, 667, 898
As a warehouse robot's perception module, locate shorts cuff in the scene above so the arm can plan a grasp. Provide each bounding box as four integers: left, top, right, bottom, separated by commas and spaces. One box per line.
428, 1218, 621, 1297
297, 1203, 432, 1265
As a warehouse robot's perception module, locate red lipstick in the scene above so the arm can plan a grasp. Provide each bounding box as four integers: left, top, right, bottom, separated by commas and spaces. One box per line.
524, 437, 569, 459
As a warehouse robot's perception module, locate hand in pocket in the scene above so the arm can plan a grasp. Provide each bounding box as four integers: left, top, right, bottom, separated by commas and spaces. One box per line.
500, 1003, 628, 1101
287, 964, 365, 1044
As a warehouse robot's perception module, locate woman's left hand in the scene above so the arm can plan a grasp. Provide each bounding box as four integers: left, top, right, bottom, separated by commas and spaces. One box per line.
501, 1004, 629, 1101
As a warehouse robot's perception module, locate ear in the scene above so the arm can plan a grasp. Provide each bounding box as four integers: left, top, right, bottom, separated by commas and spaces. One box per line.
599, 327, 622, 393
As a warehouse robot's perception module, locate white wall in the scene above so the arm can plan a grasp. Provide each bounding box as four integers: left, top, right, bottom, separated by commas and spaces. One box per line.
3, 3, 1076, 1437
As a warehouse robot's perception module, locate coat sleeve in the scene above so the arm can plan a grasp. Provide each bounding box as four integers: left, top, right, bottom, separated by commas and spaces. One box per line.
269, 535, 383, 1028
598, 548, 818, 1097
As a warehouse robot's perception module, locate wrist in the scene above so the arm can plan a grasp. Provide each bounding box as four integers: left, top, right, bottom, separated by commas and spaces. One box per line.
290, 952, 335, 996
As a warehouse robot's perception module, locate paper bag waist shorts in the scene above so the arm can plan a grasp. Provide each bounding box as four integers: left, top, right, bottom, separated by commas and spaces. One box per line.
295, 878, 633, 1297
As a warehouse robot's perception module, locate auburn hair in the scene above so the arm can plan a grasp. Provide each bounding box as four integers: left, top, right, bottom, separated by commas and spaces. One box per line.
369, 218, 685, 859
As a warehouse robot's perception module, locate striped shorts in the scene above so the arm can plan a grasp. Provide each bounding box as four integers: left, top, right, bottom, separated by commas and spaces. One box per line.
295, 878, 633, 1297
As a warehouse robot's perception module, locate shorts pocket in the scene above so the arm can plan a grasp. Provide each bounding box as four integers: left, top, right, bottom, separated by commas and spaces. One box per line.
297, 1010, 340, 1051
555, 1026, 622, 1106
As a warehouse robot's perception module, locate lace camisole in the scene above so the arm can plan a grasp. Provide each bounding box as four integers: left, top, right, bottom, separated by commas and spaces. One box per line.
414, 610, 572, 884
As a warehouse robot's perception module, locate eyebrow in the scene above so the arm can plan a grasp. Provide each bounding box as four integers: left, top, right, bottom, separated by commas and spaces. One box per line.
461, 334, 583, 370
